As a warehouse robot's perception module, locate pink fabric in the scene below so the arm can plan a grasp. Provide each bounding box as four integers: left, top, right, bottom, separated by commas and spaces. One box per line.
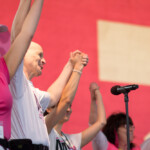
114, 130, 119, 147
107, 142, 118, 150
132, 147, 141, 150
107, 142, 141, 150
0, 30, 10, 57
0, 57, 12, 139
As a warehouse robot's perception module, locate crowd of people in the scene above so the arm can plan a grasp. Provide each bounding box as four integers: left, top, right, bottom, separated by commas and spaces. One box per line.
0, 0, 150, 150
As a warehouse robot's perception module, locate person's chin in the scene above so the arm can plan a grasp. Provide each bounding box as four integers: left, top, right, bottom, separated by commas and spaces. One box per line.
130, 136, 134, 142
64, 117, 70, 122
37, 70, 42, 76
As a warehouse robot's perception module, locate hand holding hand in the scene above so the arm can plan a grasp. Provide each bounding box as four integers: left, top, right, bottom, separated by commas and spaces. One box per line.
69, 50, 88, 71
69, 50, 81, 67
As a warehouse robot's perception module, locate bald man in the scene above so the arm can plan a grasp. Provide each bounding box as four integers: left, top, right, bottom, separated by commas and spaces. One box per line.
9, 41, 88, 149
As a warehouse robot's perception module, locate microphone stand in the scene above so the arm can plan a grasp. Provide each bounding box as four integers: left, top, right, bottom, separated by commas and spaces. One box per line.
124, 92, 130, 150
111, 84, 139, 150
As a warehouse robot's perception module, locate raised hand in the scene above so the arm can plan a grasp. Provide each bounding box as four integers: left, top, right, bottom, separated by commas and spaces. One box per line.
69, 50, 82, 68
89, 82, 100, 100
81, 53, 89, 67
69, 50, 89, 72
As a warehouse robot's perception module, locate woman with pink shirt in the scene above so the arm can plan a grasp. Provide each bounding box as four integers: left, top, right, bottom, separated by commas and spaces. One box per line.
0, 0, 44, 141
103, 113, 140, 150
90, 112, 141, 150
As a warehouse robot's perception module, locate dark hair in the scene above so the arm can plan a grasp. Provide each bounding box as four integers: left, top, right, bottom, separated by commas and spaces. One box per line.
103, 112, 135, 148
43, 110, 48, 116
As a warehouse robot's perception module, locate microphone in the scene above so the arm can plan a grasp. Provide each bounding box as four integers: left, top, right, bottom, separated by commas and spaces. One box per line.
111, 84, 139, 95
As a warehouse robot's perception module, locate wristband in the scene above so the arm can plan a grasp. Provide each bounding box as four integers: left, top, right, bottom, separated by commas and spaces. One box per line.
73, 69, 82, 75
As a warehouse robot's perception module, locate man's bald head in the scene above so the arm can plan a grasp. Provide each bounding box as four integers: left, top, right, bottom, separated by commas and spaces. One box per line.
24, 41, 46, 80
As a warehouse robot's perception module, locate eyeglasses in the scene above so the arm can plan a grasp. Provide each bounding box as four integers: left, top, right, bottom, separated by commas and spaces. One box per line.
121, 124, 135, 130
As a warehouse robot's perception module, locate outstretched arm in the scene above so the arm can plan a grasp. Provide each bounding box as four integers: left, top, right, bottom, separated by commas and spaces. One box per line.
45, 52, 89, 133
80, 83, 106, 148
47, 50, 88, 107
4, 0, 44, 80
11, 0, 31, 44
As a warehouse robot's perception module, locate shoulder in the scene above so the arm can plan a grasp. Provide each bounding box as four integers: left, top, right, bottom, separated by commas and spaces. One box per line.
65, 133, 82, 149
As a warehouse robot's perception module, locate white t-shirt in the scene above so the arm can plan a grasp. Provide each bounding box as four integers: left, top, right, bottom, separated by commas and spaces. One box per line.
141, 138, 150, 150
92, 131, 108, 150
9, 61, 51, 147
49, 129, 81, 150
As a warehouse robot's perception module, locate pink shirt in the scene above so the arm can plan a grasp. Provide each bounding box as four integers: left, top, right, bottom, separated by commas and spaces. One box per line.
108, 142, 141, 150
92, 131, 141, 150
0, 57, 12, 139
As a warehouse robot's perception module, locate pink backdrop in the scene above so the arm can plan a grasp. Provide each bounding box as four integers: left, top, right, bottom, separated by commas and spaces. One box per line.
1, 0, 150, 149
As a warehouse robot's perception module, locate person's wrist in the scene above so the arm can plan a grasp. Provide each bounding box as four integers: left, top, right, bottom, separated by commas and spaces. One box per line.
66, 59, 74, 70
73, 69, 82, 75
94, 89, 100, 95
74, 63, 84, 71
94, 88, 99, 92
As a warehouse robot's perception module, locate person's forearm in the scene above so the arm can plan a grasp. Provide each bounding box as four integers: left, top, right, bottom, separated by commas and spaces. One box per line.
58, 61, 83, 105
89, 89, 106, 125
4, 0, 44, 79
45, 64, 82, 133
95, 90, 106, 126
11, 0, 31, 43
21, 0, 43, 37
89, 99, 97, 124
81, 90, 106, 148
47, 60, 73, 107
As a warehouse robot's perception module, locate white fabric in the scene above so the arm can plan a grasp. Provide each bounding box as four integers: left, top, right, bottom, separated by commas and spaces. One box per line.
0, 146, 5, 150
49, 128, 81, 150
141, 138, 150, 150
9, 61, 50, 147
92, 131, 108, 150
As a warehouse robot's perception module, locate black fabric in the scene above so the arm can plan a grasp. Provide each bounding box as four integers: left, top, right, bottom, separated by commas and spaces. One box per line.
0, 139, 48, 150
9, 139, 33, 150
0, 138, 8, 150
32, 144, 48, 150
56, 139, 68, 150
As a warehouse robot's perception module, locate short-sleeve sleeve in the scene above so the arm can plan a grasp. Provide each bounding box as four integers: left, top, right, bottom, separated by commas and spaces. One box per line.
92, 131, 108, 150
141, 138, 150, 150
66, 133, 82, 149
9, 60, 25, 99
33, 87, 50, 113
